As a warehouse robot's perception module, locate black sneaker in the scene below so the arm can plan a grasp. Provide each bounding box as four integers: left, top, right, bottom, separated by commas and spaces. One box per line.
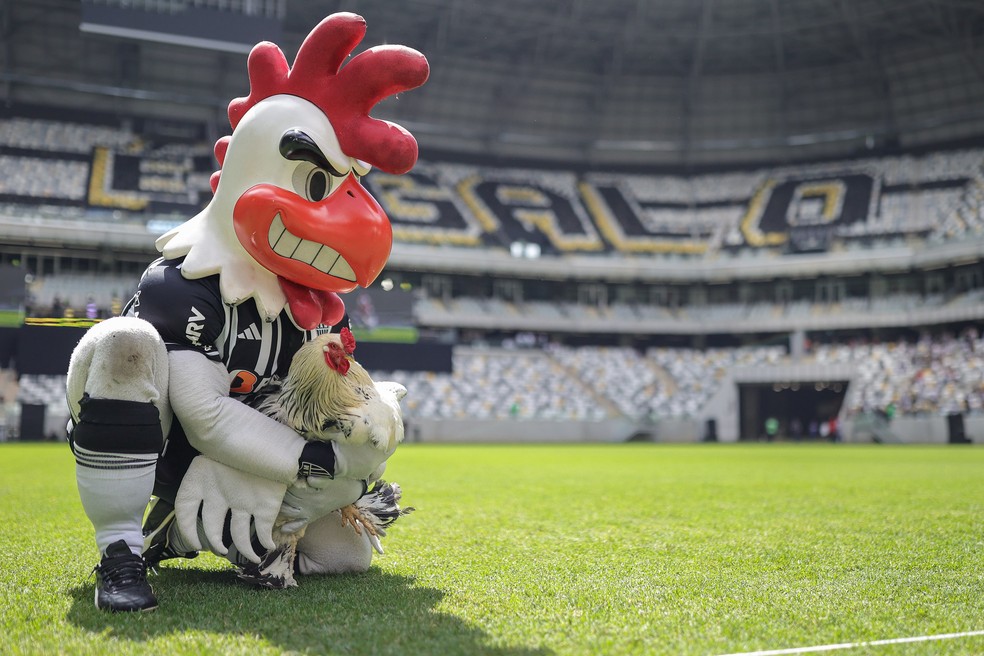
142, 497, 198, 567
93, 540, 158, 612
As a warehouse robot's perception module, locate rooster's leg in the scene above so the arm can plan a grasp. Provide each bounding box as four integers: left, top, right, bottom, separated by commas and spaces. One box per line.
338, 504, 379, 537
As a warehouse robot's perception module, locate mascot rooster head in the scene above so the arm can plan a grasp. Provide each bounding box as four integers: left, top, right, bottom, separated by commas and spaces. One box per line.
156, 13, 429, 330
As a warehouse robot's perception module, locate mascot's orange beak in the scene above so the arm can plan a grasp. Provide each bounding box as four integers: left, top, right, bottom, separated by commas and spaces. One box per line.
232, 175, 393, 294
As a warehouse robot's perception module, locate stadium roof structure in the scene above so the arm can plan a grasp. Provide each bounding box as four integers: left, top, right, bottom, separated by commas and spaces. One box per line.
3, 0, 984, 168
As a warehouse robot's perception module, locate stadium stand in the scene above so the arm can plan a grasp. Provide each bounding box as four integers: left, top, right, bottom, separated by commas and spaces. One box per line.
3, 105, 984, 257
818, 330, 984, 417
0, 107, 213, 214
27, 274, 135, 319
9, 331, 984, 443
413, 291, 984, 336
2, 104, 984, 444
383, 347, 613, 422
0, 116, 136, 153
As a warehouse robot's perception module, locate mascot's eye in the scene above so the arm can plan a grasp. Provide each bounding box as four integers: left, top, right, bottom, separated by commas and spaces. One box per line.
306, 169, 331, 202
291, 162, 347, 202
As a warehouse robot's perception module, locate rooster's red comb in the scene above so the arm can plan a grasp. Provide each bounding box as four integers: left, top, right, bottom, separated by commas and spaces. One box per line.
227, 12, 429, 175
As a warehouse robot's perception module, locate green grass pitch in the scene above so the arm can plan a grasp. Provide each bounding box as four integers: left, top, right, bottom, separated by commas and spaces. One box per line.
1, 442, 982, 655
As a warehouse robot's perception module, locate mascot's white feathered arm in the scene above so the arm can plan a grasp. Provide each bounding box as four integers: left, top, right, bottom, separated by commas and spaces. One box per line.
169, 348, 391, 482
168, 351, 300, 563
169, 351, 305, 481
169, 349, 392, 563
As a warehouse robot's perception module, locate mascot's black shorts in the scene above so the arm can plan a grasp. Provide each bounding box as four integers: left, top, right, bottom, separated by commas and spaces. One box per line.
153, 422, 201, 504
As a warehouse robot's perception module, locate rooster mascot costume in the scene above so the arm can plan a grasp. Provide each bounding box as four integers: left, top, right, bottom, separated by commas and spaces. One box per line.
64, 13, 428, 612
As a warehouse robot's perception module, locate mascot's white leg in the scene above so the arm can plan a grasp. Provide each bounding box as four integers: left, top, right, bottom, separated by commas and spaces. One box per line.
294, 511, 374, 575
66, 317, 171, 556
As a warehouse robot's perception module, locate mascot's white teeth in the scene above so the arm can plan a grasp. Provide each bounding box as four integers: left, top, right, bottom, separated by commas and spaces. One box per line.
267, 213, 357, 282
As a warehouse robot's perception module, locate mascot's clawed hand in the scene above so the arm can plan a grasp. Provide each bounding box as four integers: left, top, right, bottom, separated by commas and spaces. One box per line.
173, 457, 284, 563
66, 12, 427, 612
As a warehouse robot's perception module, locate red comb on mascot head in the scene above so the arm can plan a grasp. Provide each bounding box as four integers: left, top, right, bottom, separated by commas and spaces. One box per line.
158, 12, 429, 330
65, 13, 427, 613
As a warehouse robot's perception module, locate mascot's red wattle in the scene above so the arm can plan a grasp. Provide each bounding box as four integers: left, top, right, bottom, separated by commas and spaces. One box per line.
156, 13, 429, 330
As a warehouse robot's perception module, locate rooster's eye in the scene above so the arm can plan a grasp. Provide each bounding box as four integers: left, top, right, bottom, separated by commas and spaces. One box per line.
306, 168, 331, 202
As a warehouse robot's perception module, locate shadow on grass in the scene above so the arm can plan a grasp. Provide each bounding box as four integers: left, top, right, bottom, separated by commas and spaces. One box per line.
66, 564, 551, 655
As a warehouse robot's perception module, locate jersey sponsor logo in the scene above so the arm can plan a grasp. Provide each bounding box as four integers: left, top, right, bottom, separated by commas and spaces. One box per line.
237, 323, 261, 340
185, 306, 206, 346
229, 369, 259, 395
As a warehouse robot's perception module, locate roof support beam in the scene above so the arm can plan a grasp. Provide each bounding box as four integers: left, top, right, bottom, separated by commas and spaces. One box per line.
681, 0, 713, 164
838, 0, 899, 143
925, 0, 984, 83
769, 0, 788, 152
1, 0, 11, 102
585, 0, 647, 163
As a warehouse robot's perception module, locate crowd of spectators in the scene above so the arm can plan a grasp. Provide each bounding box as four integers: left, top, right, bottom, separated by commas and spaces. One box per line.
23, 274, 133, 320
9, 332, 984, 437
815, 329, 984, 417
382, 349, 612, 422
372, 334, 984, 422
377, 343, 787, 423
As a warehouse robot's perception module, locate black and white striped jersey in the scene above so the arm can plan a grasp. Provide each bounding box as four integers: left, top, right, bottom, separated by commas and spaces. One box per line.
121, 257, 351, 501
123, 257, 317, 401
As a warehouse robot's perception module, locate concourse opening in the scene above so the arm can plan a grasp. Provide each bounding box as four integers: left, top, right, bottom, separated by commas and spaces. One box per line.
739, 381, 849, 441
